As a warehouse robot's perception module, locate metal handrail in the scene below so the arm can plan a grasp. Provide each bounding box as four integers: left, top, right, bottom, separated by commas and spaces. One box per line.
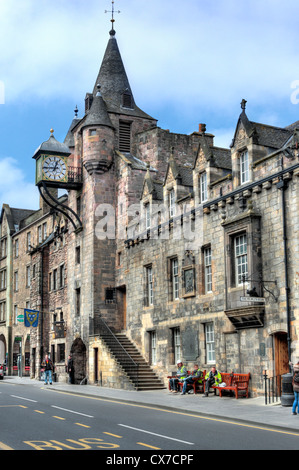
92, 316, 139, 388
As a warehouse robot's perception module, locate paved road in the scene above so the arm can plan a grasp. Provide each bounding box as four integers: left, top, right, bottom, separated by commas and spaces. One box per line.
1, 381, 299, 453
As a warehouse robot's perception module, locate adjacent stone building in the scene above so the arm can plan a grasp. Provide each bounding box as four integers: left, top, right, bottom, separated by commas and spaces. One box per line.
0, 26, 298, 395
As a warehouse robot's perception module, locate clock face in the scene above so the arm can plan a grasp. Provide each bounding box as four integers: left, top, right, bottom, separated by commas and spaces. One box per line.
42, 156, 67, 181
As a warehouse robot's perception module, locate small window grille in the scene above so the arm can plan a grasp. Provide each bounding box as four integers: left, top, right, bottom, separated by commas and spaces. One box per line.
105, 287, 117, 304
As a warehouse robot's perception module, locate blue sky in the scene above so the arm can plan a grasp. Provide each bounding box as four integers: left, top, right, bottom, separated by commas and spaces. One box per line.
1, 0, 299, 210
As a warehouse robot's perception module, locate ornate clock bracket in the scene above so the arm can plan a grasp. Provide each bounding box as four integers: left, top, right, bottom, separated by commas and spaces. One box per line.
39, 182, 83, 232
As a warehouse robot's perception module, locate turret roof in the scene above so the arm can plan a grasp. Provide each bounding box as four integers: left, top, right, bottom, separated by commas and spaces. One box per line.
92, 30, 155, 120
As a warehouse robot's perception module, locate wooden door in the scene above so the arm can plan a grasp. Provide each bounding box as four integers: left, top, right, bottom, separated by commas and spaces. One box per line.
274, 332, 289, 377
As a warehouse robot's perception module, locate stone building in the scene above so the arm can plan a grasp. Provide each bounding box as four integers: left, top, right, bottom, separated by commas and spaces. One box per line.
0, 25, 299, 395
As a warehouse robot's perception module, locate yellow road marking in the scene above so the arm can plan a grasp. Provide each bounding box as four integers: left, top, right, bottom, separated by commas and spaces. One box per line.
52, 416, 65, 420
34, 410, 45, 414
43, 388, 299, 438
75, 423, 90, 428
0, 405, 24, 408
103, 432, 123, 438
0, 441, 14, 450
137, 442, 161, 449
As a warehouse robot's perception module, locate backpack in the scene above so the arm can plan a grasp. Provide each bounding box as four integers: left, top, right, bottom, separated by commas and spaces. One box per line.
293, 372, 299, 384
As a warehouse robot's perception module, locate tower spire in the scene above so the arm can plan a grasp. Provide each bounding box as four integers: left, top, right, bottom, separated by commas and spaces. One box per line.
105, 1, 120, 34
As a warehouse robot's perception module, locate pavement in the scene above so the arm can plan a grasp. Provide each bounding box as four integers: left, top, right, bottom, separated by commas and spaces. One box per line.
2, 375, 299, 434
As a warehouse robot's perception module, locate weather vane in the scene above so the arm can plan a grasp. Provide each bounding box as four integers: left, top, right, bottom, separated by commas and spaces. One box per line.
105, 1, 121, 31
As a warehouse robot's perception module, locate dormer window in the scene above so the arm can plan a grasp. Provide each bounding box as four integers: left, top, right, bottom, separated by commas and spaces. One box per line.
240, 150, 249, 184
122, 92, 133, 109
85, 93, 93, 113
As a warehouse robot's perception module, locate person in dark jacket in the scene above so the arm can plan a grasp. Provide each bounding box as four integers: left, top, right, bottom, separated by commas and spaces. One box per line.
66, 354, 74, 384
181, 364, 203, 395
42, 354, 53, 385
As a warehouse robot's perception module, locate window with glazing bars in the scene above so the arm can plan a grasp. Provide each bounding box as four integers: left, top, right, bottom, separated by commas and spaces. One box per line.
146, 266, 153, 306
204, 247, 212, 293
150, 331, 157, 365
240, 150, 249, 184
235, 233, 248, 285
173, 327, 181, 364
205, 323, 215, 364
171, 258, 179, 300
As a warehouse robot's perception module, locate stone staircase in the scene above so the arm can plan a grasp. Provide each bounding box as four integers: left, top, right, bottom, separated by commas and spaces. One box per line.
100, 332, 166, 391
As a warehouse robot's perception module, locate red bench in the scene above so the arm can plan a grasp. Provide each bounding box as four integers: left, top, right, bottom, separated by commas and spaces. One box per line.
213, 372, 250, 399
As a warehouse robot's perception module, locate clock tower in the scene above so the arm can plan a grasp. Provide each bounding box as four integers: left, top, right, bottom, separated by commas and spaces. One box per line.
33, 129, 83, 229
33, 129, 71, 188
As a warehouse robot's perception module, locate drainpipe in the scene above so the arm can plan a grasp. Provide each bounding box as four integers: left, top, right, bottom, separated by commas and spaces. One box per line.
277, 160, 291, 371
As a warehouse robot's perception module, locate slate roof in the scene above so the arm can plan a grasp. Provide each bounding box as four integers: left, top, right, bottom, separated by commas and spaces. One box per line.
231, 108, 293, 150
116, 150, 157, 171
250, 122, 292, 149
285, 120, 299, 131
33, 133, 71, 159
92, 30, 156, 121
64, 118, 81, 147
0, 205, 36, 234
212, 147, 232, 170
80, 88, 114, 130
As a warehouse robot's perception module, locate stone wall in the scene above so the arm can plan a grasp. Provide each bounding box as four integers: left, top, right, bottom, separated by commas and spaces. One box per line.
89, 336, 135, 390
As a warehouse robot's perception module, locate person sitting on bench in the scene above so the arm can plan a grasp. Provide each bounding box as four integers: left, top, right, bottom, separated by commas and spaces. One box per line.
203, 365, 222, 397
169, 360, 187, 392
181, 364, 203, 395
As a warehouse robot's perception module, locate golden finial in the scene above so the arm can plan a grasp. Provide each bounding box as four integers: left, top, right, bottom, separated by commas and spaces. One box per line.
50, 128, 54, 135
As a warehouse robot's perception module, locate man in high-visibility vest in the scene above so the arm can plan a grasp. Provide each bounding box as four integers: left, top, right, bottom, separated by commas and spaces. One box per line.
203, 365, 222, 397
181, 364, 203, 395
169, 360, 187, 392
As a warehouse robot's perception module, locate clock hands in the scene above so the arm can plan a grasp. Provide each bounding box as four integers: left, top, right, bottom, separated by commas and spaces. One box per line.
43, 156, 67, 181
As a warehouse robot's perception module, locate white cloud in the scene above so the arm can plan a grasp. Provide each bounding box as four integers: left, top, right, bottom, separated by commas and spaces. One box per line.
1, 0, 299, 114
0, 157, 39, 209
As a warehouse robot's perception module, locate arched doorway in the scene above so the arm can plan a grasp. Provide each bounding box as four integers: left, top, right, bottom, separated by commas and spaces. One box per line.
70, 338, 87, 384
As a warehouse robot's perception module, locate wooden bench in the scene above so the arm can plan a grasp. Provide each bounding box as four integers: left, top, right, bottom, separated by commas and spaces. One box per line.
178, 370, 206, 394
213, 372, 250, 399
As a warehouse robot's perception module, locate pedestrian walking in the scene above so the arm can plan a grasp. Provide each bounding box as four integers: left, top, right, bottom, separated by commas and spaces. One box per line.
291, 361, 299, 415
42, 354, 53, 385
66, 354, 74, 384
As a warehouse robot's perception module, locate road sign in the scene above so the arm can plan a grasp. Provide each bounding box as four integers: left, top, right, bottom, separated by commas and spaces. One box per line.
240, 296, 265, 303
17, 315, 24, 323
